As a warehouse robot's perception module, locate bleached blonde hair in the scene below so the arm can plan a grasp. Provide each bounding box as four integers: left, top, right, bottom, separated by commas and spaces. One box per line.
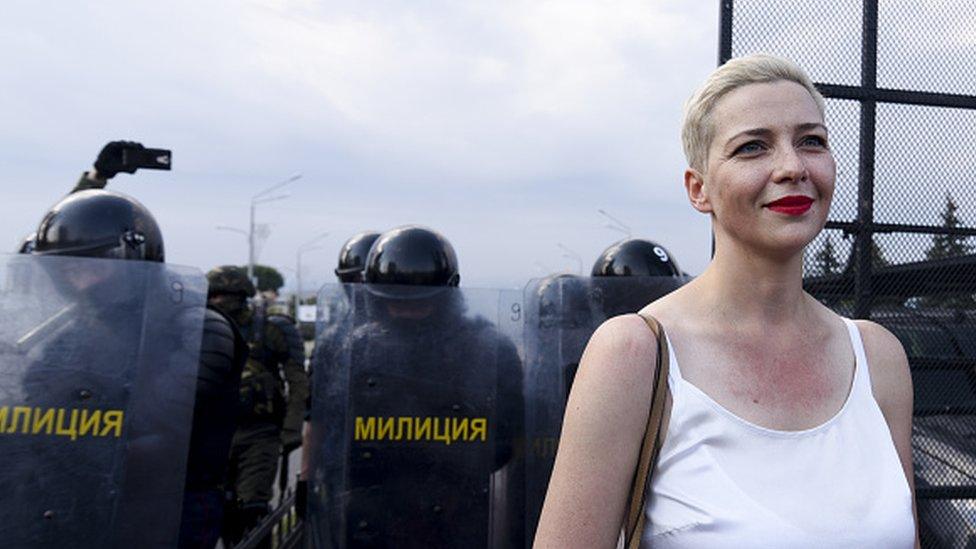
681, 54, 826, 172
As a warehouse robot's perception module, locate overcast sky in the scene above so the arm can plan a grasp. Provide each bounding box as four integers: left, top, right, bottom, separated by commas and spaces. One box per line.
3, 2, 732, 291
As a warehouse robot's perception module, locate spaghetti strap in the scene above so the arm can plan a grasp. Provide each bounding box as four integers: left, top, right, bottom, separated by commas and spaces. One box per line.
841, 318, 870, 390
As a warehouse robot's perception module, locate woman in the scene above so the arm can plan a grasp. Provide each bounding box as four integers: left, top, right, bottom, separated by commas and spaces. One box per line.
534, 54, 917, 548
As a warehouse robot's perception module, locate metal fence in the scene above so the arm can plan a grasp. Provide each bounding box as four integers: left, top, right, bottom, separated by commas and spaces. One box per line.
720, 1, 976, 546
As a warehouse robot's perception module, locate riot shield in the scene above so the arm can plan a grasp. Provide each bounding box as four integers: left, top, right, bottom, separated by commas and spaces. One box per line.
309, 283, 525, 548
522, 274, 688, 546
0, 253, 206, 548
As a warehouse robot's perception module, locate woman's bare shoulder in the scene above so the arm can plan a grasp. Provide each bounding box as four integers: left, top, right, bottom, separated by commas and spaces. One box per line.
569, 314, 661, 413
533, 314, 660, 547
852, 319, 913, 410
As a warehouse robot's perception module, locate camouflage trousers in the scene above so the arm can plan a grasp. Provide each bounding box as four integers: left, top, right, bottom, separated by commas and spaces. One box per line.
226, 421, 282, 505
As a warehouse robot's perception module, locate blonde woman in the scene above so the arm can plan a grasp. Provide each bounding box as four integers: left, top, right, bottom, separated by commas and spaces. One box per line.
535, 54, 917, 548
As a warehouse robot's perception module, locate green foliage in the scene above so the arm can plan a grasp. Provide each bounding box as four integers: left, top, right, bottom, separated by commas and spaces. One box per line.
813, 235, 841, 276
921, 193, 976, 309
870, 240, 890, 268
925, 192, 972, 261
247, 264, 285, 292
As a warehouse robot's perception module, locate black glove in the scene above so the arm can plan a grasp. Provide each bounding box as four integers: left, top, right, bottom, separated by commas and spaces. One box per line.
295, 479, 308, 519
281, 428, 302, 453
94, 141, 144, 179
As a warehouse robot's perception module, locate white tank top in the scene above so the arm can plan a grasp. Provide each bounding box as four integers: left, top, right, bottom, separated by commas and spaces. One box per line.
642, 318, 915, 548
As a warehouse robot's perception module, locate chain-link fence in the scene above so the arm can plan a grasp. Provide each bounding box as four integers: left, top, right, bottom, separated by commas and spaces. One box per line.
722, 1, 976, 546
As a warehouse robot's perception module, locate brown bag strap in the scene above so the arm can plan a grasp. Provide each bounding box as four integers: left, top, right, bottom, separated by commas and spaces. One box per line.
623, 313, 670, 549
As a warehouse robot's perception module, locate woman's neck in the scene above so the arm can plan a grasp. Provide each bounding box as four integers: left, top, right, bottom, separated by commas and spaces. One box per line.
694, 239, 811, 328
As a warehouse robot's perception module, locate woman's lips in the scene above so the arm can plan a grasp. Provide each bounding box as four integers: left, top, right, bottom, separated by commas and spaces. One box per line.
765, 195, 814, 216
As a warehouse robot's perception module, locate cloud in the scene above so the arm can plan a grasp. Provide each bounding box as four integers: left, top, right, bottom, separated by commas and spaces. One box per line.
1, 1, 718, 289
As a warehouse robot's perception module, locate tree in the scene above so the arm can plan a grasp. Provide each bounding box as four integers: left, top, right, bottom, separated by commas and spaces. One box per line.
812, 235, 841, 276
246, 264, 285, 293
925, 192, 972, 261
921, 193, 975, 309
870, 240, 890, 269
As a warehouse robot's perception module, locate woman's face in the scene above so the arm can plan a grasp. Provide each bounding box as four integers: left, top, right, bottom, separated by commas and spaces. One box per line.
691, 80, 836, 258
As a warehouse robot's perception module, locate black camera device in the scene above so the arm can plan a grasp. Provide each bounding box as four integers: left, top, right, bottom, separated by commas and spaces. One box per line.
122, 148, 172, 171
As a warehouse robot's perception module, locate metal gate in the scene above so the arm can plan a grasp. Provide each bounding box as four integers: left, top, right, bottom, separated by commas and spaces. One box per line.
721, 1, 976, 546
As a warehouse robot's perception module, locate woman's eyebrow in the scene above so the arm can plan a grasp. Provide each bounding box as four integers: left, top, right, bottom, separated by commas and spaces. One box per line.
725, 122, 828, 145
796, 122, 828, 133
725, 127, 772, 145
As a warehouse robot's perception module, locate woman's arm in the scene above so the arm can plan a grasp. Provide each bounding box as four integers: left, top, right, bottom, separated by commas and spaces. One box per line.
856, 320, 919, 549
534, 314, 660, 548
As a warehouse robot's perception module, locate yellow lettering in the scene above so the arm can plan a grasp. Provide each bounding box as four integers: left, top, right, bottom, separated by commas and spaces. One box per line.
11, 406, 31, 434
354, 417, 376, 441
55, 408, 78, 441
414, 417, 432, 440
377, 417, 395, 440
78, 409, 102, 437
0, 406, 8, 433
451, 418, 469, 442
31, 407, 55, 435
432, 417, 452, 446
469, 418, 487, 442
100, 410, 123, 438
396, 417, 412, 440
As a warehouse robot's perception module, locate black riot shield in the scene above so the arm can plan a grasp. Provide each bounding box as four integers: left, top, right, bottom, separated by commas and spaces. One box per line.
309, 283, 525, 548
522, 274, 688, 545
0, 253, 206, 548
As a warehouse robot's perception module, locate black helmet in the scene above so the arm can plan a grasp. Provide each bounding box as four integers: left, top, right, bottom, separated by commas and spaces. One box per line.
335, 231, 381, 283
364, 226, 460, 294
33, 190, 164, 262
17, 232, 36, 254
534, 274, 598, 330
591, 238, 680, 277
206, 265, 256, 298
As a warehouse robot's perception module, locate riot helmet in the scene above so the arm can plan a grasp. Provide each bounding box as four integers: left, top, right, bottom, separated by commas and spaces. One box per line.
533, 274, 599, 330
17, 232, 36, 254
33, 190, 164, 262
591, 238, 680, 278
206, 265, 255, 320
364, 226, 460, 299
334, 231, 380, 283
206, 266, 256, 299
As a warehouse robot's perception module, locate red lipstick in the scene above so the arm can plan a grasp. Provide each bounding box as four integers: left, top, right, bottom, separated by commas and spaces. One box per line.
765, 195, 813, 216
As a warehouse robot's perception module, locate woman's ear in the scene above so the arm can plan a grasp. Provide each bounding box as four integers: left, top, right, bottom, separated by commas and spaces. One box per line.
685, 168, 712, 214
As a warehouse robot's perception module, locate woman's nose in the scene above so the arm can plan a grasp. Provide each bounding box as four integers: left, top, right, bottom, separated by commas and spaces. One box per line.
771, 147, 807, 183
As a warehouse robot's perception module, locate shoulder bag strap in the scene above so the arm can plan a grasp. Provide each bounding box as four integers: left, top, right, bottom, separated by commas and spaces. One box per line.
623, 313, 670, 549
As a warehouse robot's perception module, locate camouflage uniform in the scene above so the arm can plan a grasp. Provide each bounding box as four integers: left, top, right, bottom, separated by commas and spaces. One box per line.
227, 304, 308, 503
206, 267, 309, 543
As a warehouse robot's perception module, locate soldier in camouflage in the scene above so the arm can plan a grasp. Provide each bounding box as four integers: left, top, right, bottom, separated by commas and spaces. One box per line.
206, 265, 309, 545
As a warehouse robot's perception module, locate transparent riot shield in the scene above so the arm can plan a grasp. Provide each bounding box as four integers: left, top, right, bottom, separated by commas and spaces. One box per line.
522, 274, 688, 546
309, 283, 524, 549
0, 253, 206, 548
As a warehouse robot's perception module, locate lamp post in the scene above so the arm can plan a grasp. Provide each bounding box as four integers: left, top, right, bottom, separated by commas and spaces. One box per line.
249, 174, 302, 283
295, 232, 330, 325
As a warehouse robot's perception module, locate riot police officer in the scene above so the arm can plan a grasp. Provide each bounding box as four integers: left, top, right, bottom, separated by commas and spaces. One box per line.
299, 230, 381, 516
523, 238, 686, 544
310, 225, 524, 548
334, 231, 382, 284
590, 238, 684, 318
21, 142, 246, 549
207, 266, 309, 545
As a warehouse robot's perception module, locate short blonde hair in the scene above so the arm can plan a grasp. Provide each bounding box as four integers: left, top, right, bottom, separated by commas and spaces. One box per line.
681, 54, 826, 172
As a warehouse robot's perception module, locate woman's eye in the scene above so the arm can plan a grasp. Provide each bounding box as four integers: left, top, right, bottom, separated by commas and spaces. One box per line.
800, 135, 828, 148
733, 141, 765, 155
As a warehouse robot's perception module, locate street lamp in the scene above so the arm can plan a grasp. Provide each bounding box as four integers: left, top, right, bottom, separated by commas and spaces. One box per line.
295, 232, 330, 324
249, 174, 301, 282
